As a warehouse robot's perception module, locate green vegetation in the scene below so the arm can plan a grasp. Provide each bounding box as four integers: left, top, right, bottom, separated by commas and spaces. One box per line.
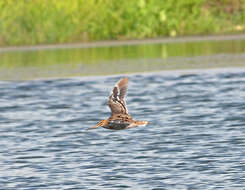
0, 0, 245, 46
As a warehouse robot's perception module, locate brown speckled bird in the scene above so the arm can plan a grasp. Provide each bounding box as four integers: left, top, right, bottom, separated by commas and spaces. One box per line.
89, 77, 149, 130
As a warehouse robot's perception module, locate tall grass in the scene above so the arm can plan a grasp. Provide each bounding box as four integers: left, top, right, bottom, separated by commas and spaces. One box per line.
0, 0, 245, 46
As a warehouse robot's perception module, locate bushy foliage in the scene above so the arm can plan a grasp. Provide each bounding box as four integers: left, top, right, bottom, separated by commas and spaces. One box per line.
0, 0, 245, 46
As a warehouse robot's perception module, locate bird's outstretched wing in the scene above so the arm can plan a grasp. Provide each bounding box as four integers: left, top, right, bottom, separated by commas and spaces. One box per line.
107, 77, 129, 115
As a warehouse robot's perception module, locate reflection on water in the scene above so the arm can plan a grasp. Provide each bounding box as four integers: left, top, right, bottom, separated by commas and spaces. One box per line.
1, 39, 245, 80
0, 71, 245, 189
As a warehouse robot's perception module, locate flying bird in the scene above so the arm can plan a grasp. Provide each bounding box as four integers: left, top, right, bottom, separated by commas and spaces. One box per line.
89, 77, 149, 130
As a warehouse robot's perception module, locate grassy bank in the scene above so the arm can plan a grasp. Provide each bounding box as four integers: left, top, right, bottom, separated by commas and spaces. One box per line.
0, 0, 245, 46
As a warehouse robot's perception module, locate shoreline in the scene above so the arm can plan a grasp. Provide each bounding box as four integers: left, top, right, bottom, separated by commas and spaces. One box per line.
1, 34, 245, 53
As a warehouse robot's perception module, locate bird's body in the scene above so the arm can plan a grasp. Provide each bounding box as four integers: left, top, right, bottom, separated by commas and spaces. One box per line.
89, 77, 149, 130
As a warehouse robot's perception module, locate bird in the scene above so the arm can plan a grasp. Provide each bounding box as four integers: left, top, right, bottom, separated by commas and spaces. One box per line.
89, 77, 149, 130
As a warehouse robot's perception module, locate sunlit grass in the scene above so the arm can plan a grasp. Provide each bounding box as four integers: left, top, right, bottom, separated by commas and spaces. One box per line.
0, 0, 245, 46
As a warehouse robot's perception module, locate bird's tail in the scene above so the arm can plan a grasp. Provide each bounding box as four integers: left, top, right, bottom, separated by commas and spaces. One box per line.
134, 120, 149, 126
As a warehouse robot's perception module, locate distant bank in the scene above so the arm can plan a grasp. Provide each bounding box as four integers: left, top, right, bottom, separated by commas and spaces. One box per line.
1, 34, 245, 53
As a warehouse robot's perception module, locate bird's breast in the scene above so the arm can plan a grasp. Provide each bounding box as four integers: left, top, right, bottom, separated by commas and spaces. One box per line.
107, 120, 130, 130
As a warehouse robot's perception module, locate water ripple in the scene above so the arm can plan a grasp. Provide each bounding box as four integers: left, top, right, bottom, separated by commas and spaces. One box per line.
1, 71, 245, 189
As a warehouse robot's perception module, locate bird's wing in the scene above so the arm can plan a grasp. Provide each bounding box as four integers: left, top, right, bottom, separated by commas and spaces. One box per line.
107, 77, 129, 115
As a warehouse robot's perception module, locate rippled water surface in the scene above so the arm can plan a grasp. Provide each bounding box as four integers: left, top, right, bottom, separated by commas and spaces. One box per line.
1, 71, 245, 189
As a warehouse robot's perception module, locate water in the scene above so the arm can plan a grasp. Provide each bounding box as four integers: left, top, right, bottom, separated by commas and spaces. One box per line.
1, 71, 245, 189
1, 38, 245, 80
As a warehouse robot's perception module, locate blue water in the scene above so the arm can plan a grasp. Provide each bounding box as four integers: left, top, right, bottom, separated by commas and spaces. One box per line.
1, 70, 245, 189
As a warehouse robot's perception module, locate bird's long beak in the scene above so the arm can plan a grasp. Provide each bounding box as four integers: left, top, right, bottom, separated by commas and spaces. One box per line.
87, 124, 101, 130
87, 120, 106, 130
